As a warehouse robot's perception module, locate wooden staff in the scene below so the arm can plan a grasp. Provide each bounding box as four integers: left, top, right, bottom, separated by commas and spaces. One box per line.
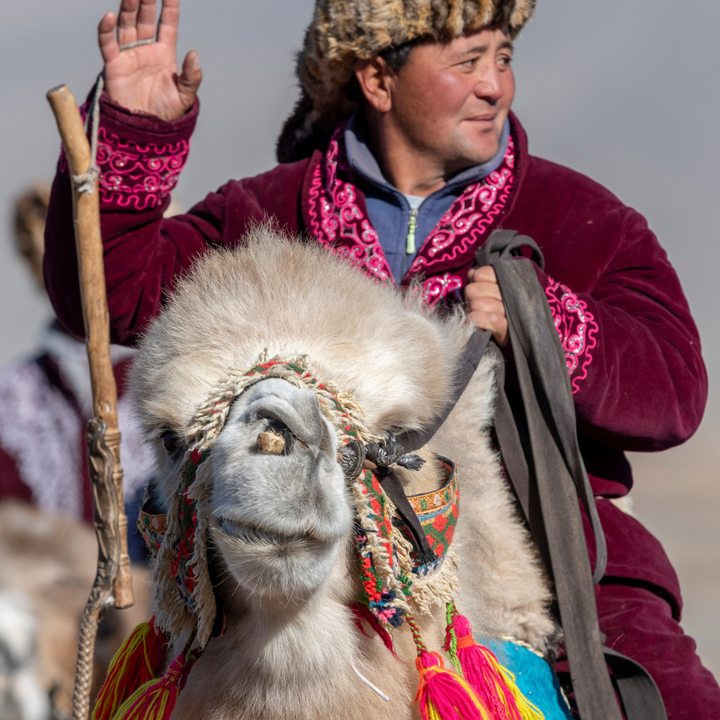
46, 84, 134, 720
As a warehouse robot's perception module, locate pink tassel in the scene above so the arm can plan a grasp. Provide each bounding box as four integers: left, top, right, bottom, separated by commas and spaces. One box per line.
450, 614, 542, 720
414, 651, 491, 720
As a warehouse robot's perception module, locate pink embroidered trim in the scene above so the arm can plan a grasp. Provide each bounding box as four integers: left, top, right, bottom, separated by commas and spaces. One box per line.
57, 120, 189, 212
409, 135, 515, 281
96, 127, 189, 211
421, 274, 464, 306
307, 123, 392, 282
545, 278, 598, 393
306, 123, 516, 305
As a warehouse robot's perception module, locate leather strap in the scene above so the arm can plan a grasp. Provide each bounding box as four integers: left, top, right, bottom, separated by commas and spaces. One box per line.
377, 467, 438, 566
604, 647, 669, 720
495, 256, 621, 720
395, 328, 492, 454
476, 230, 607, 584
477, 229, 667, 720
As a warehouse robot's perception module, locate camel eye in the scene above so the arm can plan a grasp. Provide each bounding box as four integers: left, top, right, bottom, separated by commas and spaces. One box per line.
160, 430, 181, 458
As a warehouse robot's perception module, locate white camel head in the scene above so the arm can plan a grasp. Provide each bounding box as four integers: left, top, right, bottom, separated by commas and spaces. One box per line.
129, 227, 556, 720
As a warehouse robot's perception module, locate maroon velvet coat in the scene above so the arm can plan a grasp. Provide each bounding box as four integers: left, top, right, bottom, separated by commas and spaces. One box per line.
43, 93, 718, 717
44, 95, 707, 495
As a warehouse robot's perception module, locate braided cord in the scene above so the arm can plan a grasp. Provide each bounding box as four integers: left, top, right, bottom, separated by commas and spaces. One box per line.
405, 613, 428, 656
72, 607, 101, 720
444, 601, 463, 674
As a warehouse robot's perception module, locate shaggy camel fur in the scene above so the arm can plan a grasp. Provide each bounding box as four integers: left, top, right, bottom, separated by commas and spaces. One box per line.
132, 226, 557, 720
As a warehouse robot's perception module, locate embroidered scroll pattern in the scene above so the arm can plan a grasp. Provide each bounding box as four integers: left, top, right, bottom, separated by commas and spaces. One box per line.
421, 274, 464, 306
307, 123, 392, 282
307, 124, 516, 305
545, 278, 598, 393
58, 119, 190, 211
411, 136, 515, 271
95, 127, 189, 211
410, 137, 515, 305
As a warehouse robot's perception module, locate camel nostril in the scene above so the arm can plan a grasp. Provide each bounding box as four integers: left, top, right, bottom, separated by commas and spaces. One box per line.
248, 388, 325, 448
255, 420, 296, 455
257, 430, 285, 455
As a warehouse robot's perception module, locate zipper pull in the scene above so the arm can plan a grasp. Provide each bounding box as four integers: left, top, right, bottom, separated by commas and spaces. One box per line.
406, 208, 418, 255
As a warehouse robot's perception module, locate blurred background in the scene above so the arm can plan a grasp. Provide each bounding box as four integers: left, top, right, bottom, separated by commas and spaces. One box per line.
0, 0, 718, 701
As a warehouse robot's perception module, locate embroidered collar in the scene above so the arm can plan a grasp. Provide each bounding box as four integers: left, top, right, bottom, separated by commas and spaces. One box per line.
306, 121, 516, 305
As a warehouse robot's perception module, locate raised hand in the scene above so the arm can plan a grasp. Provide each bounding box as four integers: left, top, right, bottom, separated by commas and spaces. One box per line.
98, 0, 202, 121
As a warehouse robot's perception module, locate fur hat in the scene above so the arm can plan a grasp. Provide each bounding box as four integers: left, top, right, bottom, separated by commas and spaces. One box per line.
277, 0, 535, 162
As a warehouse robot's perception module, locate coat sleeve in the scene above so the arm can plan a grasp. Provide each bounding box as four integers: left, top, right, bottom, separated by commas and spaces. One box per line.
43, 92, 295, 346
532, 202, 707, 453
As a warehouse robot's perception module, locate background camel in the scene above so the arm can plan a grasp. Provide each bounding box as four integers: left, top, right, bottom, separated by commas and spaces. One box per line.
0, 501, 151, 720
130, 227, 558, 719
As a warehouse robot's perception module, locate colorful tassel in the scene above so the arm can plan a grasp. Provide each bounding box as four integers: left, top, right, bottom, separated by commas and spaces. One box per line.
349, 602, 400, 659
447, 609, 544, 720
93, 617, 167, 720
407, 614, 490, 720
109, 628, 202, 720
414, 651, 491, 720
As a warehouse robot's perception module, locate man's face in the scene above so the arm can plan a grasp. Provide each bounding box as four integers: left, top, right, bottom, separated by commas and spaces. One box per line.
387, 28, 515, 173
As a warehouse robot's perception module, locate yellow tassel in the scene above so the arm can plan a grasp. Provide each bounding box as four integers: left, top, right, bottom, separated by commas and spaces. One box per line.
93, 619, 166, 720
497, 664, 545, 720
109, 629, 201, 720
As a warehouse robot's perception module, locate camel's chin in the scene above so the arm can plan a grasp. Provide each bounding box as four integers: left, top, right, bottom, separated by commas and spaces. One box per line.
211, 523, 341, 599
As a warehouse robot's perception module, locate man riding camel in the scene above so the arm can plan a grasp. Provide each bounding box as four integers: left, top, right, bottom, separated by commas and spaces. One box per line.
43, 0, 720, 716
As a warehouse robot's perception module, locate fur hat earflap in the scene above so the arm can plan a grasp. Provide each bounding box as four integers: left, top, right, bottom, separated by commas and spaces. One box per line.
277, 0, 535, 162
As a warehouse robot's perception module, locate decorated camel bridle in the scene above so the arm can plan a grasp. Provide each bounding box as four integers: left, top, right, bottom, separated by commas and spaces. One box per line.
93, 356, 545, 720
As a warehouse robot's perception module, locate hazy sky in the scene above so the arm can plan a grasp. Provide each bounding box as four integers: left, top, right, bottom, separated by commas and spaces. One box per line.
1, 0, 719, 677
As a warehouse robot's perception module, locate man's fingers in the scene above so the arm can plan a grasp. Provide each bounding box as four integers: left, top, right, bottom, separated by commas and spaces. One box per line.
467, 297, 505, 316
464, 279, 503, 302
98, 12, 120, 64
135, 0, 158, 41
467, 310, 509, 347
117, 0, 140, 47
176, 50, 202, 109
465, 265, 502, 302
466, 267, 509, 345
157, 0, 180, 46
468, 265, 499, 283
